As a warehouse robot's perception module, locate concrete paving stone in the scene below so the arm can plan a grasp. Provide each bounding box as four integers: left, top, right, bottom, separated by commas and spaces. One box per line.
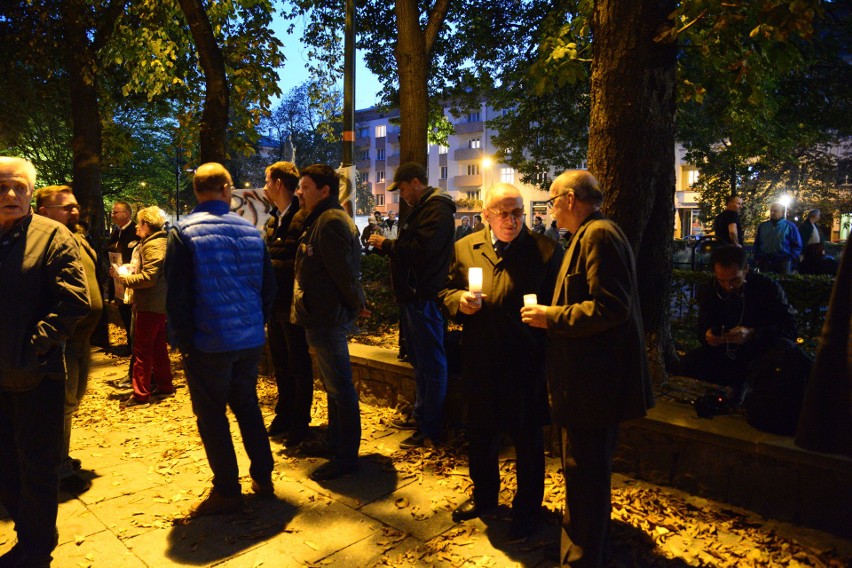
56, 497, 109, 546
87, 484, 195, 541
303, 451, 416, 510
319, 531, 423, 567
75, 458, 174, 506
260, 497, 383, 565
52, 528, 146, 568
359, 474, 462, 542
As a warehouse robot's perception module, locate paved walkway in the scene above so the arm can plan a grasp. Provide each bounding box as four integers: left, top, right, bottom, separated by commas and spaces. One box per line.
2, 348, 851, 567
0, 349, 565, 567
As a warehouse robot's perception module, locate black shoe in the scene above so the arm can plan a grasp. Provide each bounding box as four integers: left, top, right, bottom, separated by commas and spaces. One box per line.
399, 432, 437, 449
309, 460, 359, 481
283, 427, 310, 447
452, 499, 496, 522
59, 473, 92, 495
390, 416, 417, 430
507, 517, 538, 543
267, 417, 288, 437
298, 437, 335, 457
70, 457, 82, 472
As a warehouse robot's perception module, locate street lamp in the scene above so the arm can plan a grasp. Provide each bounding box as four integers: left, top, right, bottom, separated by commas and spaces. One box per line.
481, 156, 494, 194
779, 194, 793, 219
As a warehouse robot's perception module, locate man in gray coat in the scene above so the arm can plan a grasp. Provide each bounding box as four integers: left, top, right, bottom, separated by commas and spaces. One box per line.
522, 170, 654, 567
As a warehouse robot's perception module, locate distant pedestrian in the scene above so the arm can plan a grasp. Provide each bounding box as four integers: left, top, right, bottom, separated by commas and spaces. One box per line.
454, 216, 472, 241
713, 194, 744, 247
799, 209, 822, 250
107, 200, 137, 359
754, 203, 802, 274
532, 215, 545, 234
166, 162, 276, 517
472, 214, 485, 233
383, 209, 399, 239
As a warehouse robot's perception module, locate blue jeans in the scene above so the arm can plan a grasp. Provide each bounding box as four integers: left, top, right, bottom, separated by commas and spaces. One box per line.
305, 326, 361, 464
400, 300, 448, 440
182, 346, 274, 496
0, 377, 64, 565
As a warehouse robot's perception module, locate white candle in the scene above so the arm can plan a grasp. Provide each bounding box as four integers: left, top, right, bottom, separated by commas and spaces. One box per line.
468, 267, 483, 294
524, 293, 538, 307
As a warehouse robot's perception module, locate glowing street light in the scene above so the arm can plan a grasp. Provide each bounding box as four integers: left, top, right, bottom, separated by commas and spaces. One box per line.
481, 155, 494, 192
778, 194, 792, 219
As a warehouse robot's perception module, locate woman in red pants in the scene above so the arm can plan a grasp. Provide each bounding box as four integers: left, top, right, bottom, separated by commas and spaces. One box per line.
111, 206, 174, 408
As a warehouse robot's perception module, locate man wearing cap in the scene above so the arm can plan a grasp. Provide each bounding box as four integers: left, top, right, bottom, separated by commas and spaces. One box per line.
0, 157, 90, 566
368, 162, 456, 448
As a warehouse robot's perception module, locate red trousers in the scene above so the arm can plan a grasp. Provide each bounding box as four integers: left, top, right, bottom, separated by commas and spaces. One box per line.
132, 311, 174, 402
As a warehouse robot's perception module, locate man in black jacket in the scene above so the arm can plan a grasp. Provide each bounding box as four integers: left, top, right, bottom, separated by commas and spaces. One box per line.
263, 162, 313, 446
680, 245, 798, 399
368, 162, 456, 448
107, 200, 137, 357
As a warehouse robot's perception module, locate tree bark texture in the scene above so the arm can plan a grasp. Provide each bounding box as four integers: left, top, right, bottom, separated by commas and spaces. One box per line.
588, 0, 678, 385
394, 0, 430, 168
64, 0, 106, 244
178, 0, 229, 165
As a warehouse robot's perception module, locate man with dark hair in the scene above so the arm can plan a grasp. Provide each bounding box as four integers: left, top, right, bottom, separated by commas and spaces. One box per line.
0, 157, 90, 566
263, 162, 313, 446
754, 203, 802, 274
293, 163, 366, 480
166, 162, 276, 517
368, 162, 456, 448
35, 185, 102, 495
521, 169, 654, 567
441, 183, 562, 542
713, 195, 743, 247
107, 199, 137, 357
472, 214, 485, 233
679, 244, 798, 397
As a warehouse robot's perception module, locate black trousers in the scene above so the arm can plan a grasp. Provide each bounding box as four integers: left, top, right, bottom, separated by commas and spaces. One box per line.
560, 424, 618, 568
467, 420, 544, 521
267, 312, 313, 434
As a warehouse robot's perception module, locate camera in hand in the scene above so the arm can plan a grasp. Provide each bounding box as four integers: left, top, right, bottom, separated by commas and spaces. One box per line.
694, 389, 732, 418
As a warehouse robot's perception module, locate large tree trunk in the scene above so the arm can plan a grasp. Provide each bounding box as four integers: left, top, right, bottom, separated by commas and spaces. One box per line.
394, 0, 429, 167
588, 0, 678, 386
64, 0, 106, 244
179, 0, 229, 165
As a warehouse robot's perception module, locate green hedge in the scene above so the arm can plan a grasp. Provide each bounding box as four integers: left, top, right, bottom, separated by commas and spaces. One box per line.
671, 269, 834, 355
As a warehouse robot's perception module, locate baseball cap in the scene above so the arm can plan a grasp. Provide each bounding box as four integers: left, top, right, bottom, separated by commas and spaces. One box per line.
387, 162, 427, 192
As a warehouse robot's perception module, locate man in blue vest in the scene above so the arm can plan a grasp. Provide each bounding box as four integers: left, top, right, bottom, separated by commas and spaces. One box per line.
166, 162, 276, 517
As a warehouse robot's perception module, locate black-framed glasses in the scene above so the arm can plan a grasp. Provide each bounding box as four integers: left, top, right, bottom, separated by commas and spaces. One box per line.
45, 204, 79, 212
545, 190, 573, 209
487, 207, 525, 221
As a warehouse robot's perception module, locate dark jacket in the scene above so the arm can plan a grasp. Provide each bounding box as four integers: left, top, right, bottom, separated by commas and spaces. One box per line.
440, 228, 563, 431
379, 187, 456, 303
545, 212, 655, 428
72, 232, 103, 342
123, 230, 168, 314
0, 215, 90, 392
695, 271, 797, 346
292, 199, 365, 329
265, 202, 303, 316
107, 220, 137, 264
165, 200, 275, 353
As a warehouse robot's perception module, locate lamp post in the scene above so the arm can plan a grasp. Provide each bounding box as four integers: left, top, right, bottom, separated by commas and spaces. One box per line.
481, 155, 494, 195
779, 194, 792, 219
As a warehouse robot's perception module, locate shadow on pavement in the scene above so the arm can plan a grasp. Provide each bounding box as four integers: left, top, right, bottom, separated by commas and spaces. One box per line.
309, 452, 398, 502
165, 494, 297, 565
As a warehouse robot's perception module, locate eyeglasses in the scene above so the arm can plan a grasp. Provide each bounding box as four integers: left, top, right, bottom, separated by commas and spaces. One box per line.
45, 204, 79, 212
545, 190, 573, 209
487, 208, 525, 221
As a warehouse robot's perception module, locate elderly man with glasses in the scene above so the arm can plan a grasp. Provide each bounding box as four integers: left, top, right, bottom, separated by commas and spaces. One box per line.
521, 170, 654, 567
439, 183, 563, 542
107, 200, 137, 360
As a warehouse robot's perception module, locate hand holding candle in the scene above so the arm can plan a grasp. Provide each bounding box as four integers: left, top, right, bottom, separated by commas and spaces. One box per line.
523, 294, 537, 307
460, 267, 485, 314
468, 267, 483, 296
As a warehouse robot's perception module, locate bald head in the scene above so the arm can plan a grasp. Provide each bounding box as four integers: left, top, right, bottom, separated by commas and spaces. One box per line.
193, 163, 232, 200
484, 183, 523, 208
483, 183, 525, 243
551, 170, 602, 206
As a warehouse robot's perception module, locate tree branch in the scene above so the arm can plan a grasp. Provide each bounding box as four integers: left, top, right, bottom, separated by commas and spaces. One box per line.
424, 0, 451, 55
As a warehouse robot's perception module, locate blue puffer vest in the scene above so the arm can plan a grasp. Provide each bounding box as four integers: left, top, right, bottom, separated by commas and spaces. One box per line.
177, 200, 266, 352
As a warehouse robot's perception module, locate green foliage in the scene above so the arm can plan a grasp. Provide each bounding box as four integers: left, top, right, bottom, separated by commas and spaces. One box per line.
670, 268, 835, 355
355, 178, 376, 216
455, 198, 483, 210
360, 253, 391, 284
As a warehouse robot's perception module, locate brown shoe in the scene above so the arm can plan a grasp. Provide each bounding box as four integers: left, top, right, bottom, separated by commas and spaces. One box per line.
251, 479, 275, 498
187, 489, 244, 518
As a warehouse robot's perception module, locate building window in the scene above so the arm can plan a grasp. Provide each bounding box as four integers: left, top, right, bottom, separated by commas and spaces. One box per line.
375, 124, 386, 138
376, 171, 385, 183
500, 166, 515, 183
466, 190, 481, 201
468, 111, 480, 123
467, 164, 480, 176
376, 148, 385, 160
358, 150, 369, 161
438, 145, 448, 155
440, 166, 448, 180
376, 194, 385, 206
468, 138, 481, 149
357, 127, 369, 138
686, 169, 699, 186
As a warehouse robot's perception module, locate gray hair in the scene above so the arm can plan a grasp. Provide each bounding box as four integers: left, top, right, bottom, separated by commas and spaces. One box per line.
0, 157, 36, 189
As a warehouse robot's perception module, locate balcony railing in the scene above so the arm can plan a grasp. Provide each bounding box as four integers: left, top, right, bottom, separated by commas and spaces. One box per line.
455, 121, 484, 135
454, 148, 483, 162
454, 174, 483, 188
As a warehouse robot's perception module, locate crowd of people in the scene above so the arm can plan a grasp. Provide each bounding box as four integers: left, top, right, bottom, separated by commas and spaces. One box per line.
0, 152, 840, 568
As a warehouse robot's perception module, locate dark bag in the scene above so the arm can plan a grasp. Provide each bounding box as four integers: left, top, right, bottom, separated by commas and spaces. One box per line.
745, 346, 812, 435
